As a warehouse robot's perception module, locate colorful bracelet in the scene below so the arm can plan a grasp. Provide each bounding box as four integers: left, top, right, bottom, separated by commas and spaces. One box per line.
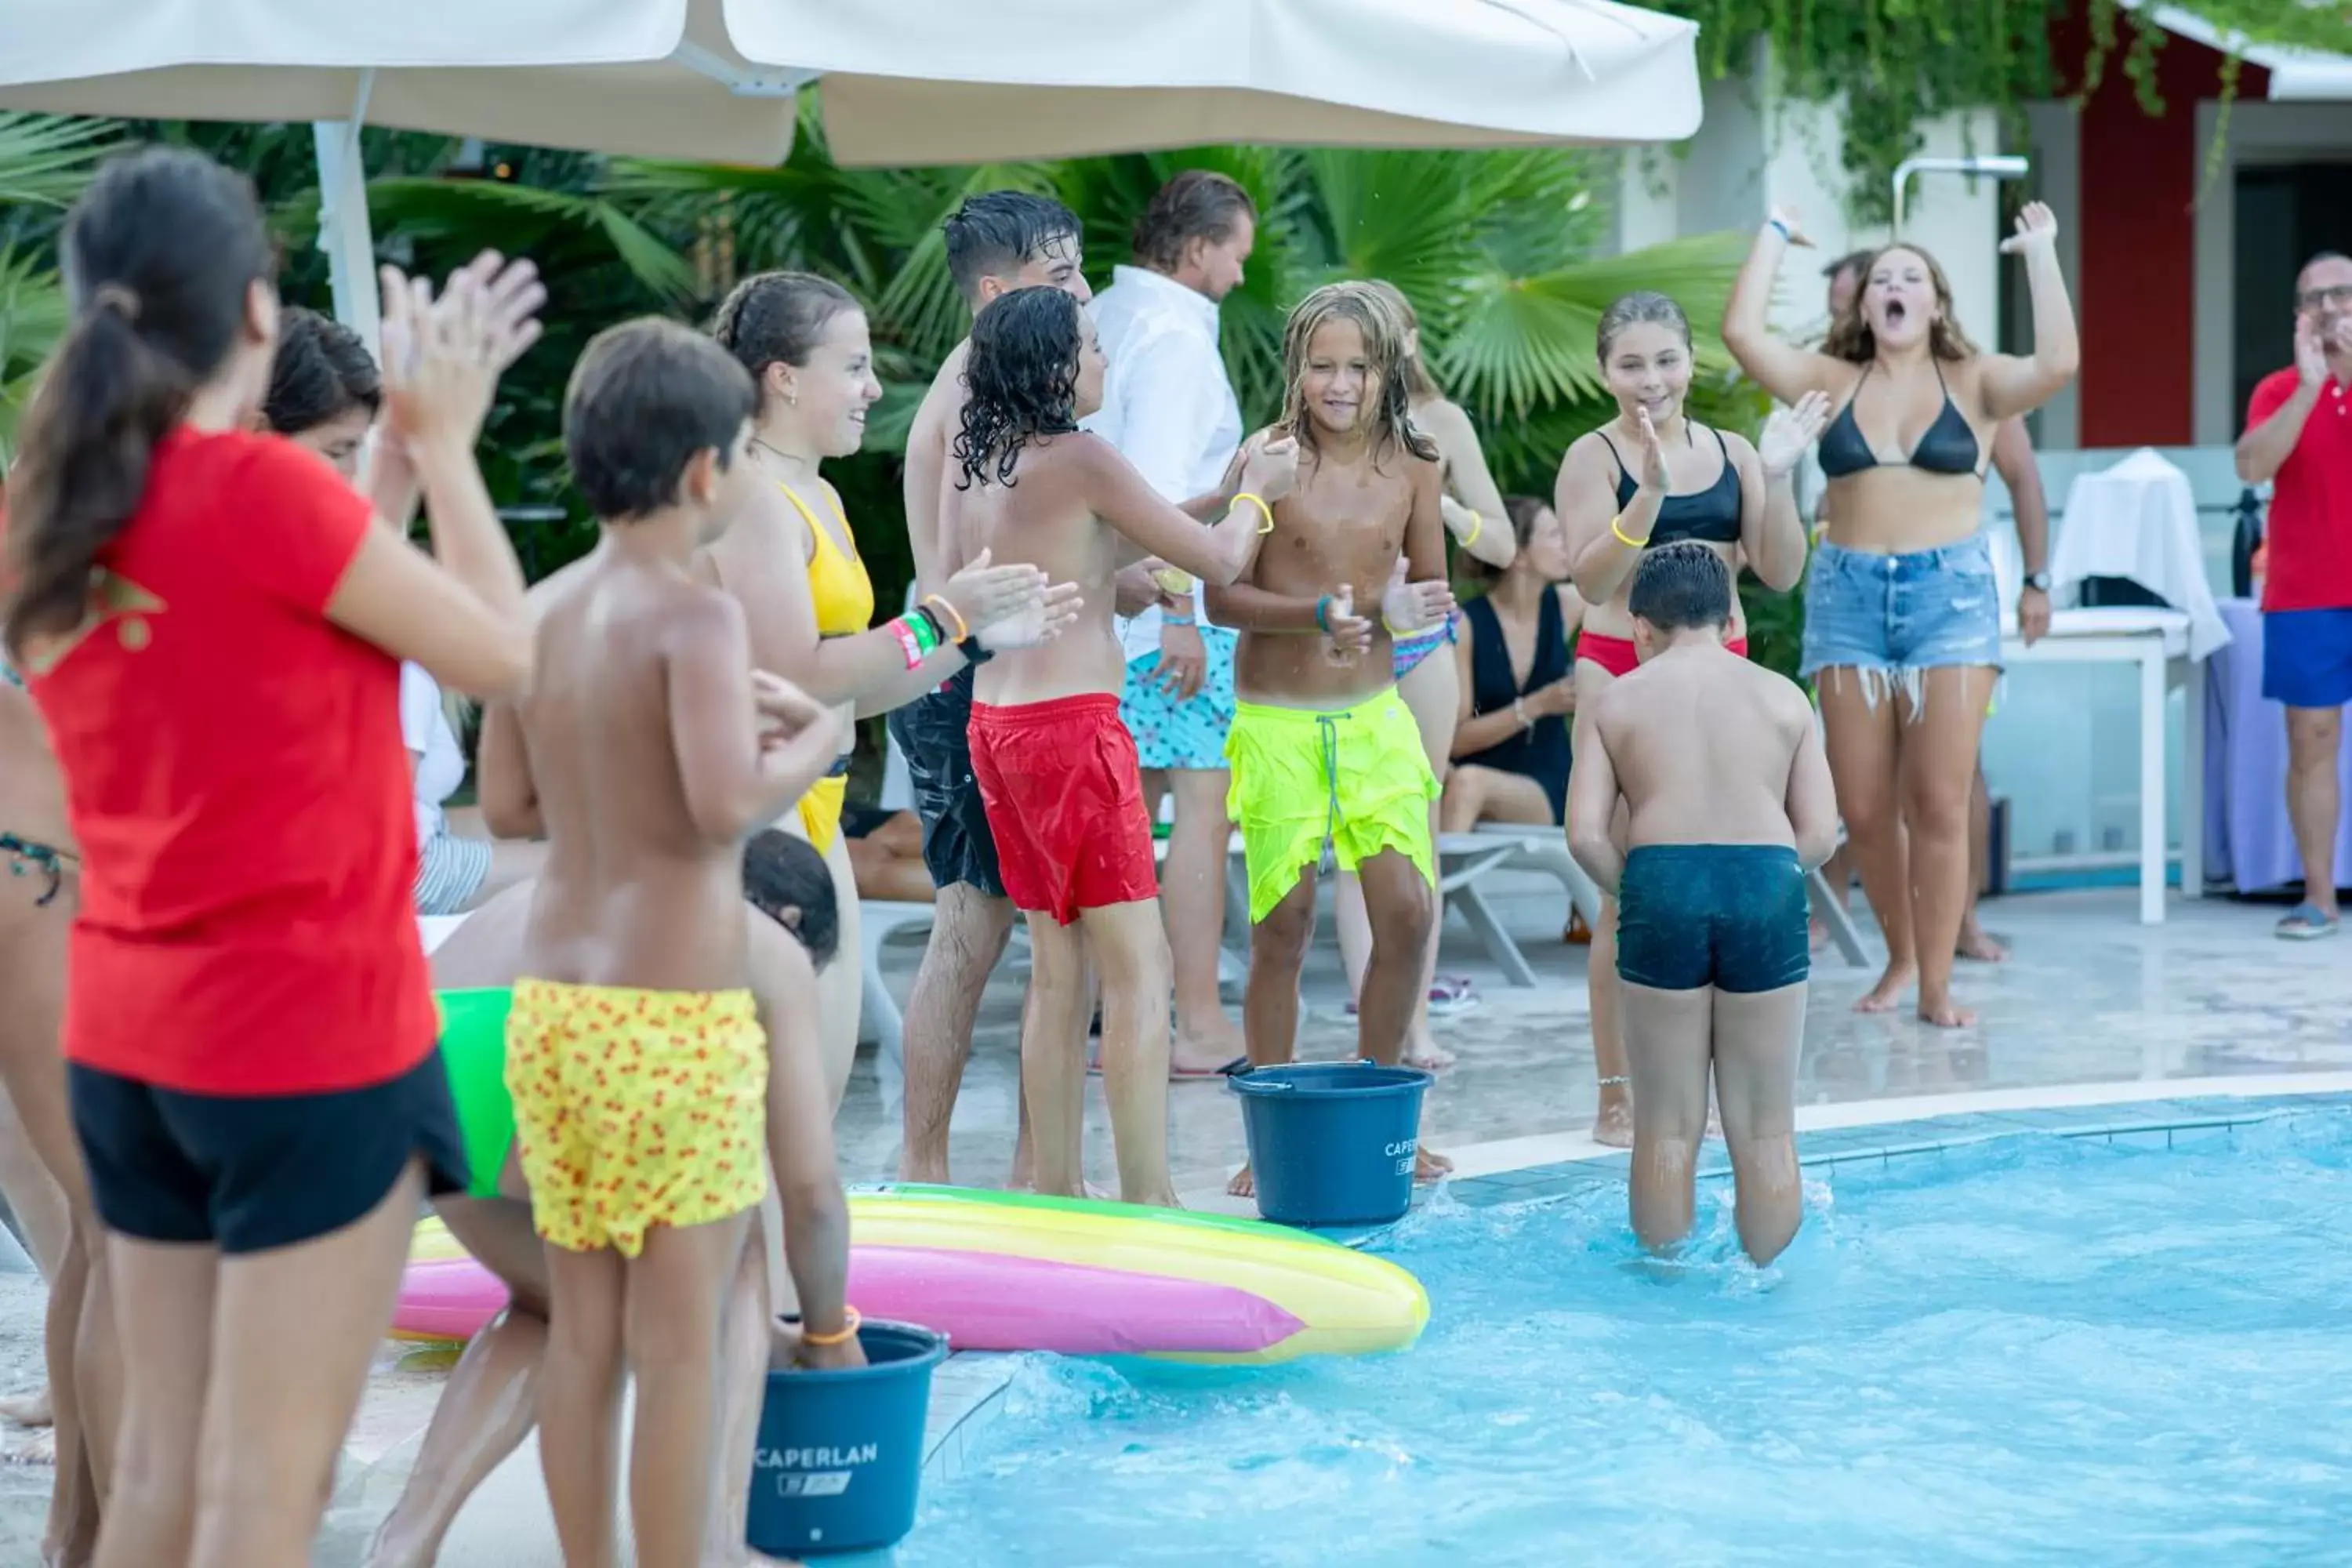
1460, 510, 1483, 549
1163, 614, 1197, 628
1314, 593, 1334, 633
1767, 217, 1791, 242
920, 593, 969, 643
1234, 492, 1276, 535
1609, 514, 1646, 550
800, 1306, 862, 1348
887, 616, 927, 670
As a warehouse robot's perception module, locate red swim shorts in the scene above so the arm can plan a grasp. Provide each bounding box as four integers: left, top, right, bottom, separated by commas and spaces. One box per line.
967, 694, 1159, 925
1574, 630, 1749, 677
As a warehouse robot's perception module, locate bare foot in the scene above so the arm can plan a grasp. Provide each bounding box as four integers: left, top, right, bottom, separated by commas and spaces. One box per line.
1917, 989, 1978, 1029
1855, 960, 1915, 1013
1414, 1146, 1454, 1183
1403, 1037, 1457, 1071
0, 1386, 51, 1429
1592, 1098, 1634, 1149
5, 1426, 54, 1466
1171, 1018, 1244, 1076
1955, 921, 2009, 963
1227, 1162, 1256, 1199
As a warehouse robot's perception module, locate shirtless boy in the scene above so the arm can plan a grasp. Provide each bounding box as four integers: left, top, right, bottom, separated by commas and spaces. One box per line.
895, 191, 1098, 1186
941, 285, 1297, 1206
1566, 543, 1838, 1266
492, 318, 844, 1566
1204, 281, 1460, 1199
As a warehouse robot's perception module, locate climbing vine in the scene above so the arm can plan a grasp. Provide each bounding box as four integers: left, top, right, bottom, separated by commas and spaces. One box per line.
1657, 0, 2352, 222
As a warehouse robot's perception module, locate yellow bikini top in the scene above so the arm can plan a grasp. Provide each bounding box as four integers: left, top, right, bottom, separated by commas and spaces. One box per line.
778, 481, 875, 637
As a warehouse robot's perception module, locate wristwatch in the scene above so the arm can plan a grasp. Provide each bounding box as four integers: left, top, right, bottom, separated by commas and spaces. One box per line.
2023, 571, 2052, 593
959, 634, 993, 666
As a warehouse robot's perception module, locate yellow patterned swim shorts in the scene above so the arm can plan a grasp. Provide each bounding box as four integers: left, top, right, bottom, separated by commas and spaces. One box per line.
1225, 687, 1438, 924
503, 980, 769, 1258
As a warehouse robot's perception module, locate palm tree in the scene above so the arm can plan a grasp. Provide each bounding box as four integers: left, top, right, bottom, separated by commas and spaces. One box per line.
0, 113, 121, 461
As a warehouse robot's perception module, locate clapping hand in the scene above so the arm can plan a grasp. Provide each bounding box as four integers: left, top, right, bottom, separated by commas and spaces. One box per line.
1634, 407, 1671, 494
942, 548, 1052, 642
974, 580, 1083, 652
1320, 586, 1372, 662
1380, 560, 1456, 636
379, 252, 545, 457
1759, 390, 1833, 479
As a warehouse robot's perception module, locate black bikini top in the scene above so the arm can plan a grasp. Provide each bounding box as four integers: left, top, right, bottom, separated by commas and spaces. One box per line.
1598, 424, 1741, 547
1817, 360, 1984, 479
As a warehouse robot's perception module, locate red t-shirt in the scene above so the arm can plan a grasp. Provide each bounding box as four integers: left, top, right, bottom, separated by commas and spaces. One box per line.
24, 427, 434, 1095
2248, 368, 2352, 612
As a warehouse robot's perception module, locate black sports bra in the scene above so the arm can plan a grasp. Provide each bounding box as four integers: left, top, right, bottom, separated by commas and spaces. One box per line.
1598, 425, 1741, 547
1817, 361, 1984, 479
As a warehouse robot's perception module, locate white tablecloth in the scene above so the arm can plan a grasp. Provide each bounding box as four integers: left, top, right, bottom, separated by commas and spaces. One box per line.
2050, 448, 2232, 661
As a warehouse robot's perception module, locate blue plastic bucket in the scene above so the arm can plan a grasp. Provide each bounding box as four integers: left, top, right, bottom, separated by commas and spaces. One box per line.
1229, 1060, 1432, 1228
744, 1319, 949, 1557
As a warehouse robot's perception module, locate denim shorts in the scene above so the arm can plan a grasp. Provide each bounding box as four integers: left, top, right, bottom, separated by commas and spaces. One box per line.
1801, 535, 2004, 684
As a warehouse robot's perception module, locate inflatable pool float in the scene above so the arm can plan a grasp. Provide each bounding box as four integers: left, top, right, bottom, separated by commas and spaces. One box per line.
394, 1185, 1427, 1364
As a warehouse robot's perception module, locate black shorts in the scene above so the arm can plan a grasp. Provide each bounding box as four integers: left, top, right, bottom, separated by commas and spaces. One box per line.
71, 1048, 469, 1254
1617, 844, 1809, 994
886, 665, 1006, 898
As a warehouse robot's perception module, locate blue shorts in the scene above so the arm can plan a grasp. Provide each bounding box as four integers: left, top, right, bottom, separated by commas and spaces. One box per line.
1120, 623, 1237, 772
1801, 535, 2004, 685
2262, 607, 2352, 710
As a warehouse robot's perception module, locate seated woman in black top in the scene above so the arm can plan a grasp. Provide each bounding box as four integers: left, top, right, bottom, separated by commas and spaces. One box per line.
1442, 497, 1583, 829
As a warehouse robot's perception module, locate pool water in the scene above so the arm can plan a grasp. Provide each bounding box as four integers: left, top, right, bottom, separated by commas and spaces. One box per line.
905, 1112, 2352, 1565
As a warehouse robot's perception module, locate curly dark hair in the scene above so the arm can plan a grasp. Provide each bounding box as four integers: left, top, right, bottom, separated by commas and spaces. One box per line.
953, 287, 1083, 490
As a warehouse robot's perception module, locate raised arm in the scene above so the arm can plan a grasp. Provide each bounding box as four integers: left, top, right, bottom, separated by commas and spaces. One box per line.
1741, 395, 1830, 594
1081, 432, 1290, 586
1978, 203, 2080, 422
1722, 207, 1856, 407
1566, 706, 1626, 895
1424, 400, 1516, 569
2238, 324, 2328, 485
1784, 695, 1840, 870
1558, 426, 1659, 607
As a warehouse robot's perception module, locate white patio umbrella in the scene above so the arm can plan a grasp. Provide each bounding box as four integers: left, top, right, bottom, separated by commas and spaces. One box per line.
0, 0, 802, 343
728, 0, 1704, 165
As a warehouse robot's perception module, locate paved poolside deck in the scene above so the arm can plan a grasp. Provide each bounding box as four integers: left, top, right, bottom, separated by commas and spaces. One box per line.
0, 869, 2343, 1563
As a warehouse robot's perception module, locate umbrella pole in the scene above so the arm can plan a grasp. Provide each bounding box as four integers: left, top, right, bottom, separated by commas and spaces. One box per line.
312, 69, 380, 354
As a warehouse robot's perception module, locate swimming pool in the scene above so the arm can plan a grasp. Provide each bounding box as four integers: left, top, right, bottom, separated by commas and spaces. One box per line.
905, 1109, 2352, 1564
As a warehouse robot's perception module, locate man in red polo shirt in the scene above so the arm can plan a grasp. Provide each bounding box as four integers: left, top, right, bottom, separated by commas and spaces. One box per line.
2236, 250, 2352, 939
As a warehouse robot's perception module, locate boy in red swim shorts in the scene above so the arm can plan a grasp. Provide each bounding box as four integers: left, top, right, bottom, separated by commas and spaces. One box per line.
942, 285, 1294, 1204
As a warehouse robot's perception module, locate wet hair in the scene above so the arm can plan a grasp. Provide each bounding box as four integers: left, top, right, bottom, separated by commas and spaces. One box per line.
1461, 495, 1552, 586
5, 147, 273, 662
710, 270, 861, 408
953, 286, 1082, 489
263, 307, 379, 436
1823, 243, 1977, 365
1628, 540, 1733, 632
743, 829, 840, 970
1276, 282, 1439, 466
1133, 169, 1256, 276
944, 191, 1083, 307
1363, 280, 1439, 401
1595, 291, 1692, 363
563, 318, 757, 520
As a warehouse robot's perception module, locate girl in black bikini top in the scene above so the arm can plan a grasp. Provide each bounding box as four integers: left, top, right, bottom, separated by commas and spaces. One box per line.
1595, 425, 1743, 547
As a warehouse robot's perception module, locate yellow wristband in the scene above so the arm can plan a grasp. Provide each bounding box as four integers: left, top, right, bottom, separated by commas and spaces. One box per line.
1461, 510, 1483, 548
1610, 514, 1645, 549
800, 1306, 862, 1347
920, 593, 969, 643
1234, 492, 1276, 535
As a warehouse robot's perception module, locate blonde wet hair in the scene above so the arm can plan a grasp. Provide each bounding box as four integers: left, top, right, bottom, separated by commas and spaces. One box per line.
1276, 281, 1439, 466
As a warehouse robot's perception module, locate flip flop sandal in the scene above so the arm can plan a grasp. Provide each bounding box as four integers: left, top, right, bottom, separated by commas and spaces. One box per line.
1087, 1050, 1244, 1080
2275, 902, 2340, 940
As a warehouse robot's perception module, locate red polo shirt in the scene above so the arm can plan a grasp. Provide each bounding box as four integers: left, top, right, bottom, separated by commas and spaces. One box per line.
24, 426, 434, 1096
2248, 368, 2352, 613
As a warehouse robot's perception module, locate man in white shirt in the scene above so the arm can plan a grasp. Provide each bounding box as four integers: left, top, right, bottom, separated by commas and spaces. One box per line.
1085, 169, 1258, 1074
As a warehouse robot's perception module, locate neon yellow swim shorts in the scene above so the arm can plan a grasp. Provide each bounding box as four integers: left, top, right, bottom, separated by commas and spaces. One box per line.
504, 980, 769, 1258
1225, 688, 1438, 924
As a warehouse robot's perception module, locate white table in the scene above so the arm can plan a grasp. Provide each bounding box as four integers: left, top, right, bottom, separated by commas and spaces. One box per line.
2000, 608, 2205, 924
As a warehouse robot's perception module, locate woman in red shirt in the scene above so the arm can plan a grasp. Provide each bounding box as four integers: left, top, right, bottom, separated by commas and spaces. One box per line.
6, 146, 538, 1567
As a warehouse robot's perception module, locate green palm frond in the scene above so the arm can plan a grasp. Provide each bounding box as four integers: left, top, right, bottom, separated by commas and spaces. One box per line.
0, 245, 68, 465
0, 113, 121, 213
1438, 233, 1748, 419
350, 178, 701, 307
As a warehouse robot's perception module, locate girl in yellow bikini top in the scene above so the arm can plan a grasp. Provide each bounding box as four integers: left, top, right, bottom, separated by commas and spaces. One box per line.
777, 480, 874, 855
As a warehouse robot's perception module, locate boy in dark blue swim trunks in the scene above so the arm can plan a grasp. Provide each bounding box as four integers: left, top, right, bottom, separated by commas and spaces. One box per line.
1566, 543, 1839, 1264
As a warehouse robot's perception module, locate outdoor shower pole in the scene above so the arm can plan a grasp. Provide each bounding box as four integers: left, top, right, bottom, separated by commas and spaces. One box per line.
1891, 154, 2031, 240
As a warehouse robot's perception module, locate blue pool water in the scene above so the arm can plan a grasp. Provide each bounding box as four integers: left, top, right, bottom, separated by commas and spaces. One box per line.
904, 1112, 2352, 1565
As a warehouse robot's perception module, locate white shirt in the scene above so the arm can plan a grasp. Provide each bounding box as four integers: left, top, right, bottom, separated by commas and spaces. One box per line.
401, 662, 466, 845
1081, 264, 1244, 661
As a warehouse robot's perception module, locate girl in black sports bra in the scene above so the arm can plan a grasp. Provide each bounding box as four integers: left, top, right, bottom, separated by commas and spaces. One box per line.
1551, 290, 1820, 1147
1722, 201, 2079, 1031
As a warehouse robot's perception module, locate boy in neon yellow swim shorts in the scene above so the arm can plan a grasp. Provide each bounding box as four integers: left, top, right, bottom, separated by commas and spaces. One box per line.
475, 318, 844, 1566
1205, 282, 1461, 1200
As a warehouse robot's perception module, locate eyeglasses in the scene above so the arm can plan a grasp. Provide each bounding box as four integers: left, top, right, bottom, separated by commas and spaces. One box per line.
2299, 284, 2352, 310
